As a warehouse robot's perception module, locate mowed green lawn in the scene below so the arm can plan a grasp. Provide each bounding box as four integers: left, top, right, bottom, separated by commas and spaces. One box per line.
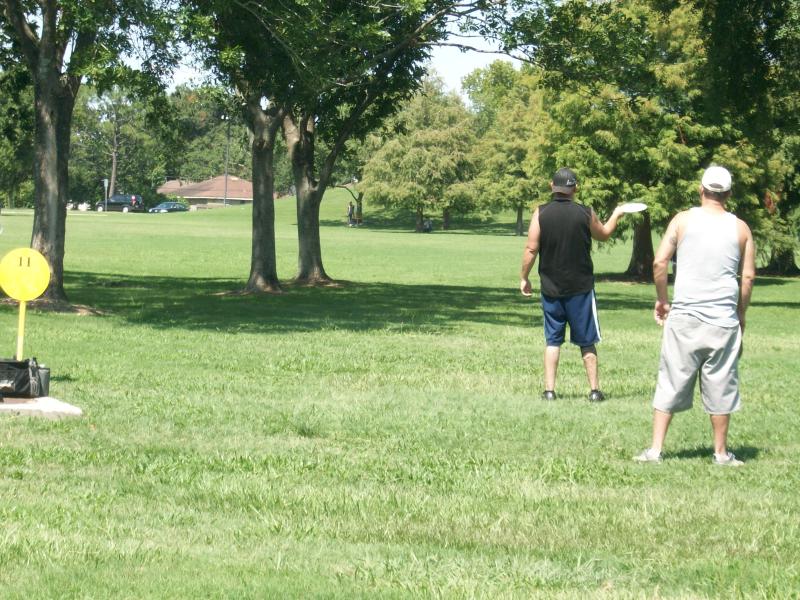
0, 191, 798, 598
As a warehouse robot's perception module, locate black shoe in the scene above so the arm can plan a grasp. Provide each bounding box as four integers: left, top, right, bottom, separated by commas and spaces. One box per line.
542, 390, 557, 401
588, 389, 605, 402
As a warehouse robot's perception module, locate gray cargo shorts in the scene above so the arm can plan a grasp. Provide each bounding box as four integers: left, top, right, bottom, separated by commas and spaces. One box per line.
653, 313, 742, 415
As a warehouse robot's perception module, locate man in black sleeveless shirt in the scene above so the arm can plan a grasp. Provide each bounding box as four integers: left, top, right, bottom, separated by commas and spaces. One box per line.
520, 168, 626, 402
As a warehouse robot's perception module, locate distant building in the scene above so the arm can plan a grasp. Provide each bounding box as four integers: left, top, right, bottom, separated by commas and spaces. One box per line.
157, 176, 253, 206
156, 179, 192, 196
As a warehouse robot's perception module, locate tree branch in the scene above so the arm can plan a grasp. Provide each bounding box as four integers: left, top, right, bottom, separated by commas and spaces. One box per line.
65, 28, 99, 82
428, 41, 522, 59
232, 0, 309, 73
331, 1, 486, 88
3, 0, 40, 68
319, 85, 376, 186
334, 184, 361, 202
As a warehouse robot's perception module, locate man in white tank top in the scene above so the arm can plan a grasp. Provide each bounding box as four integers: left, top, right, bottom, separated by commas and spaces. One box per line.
635, 165, 756, 466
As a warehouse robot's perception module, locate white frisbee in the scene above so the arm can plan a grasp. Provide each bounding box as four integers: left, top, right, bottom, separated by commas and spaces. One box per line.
620, 202, 647, 213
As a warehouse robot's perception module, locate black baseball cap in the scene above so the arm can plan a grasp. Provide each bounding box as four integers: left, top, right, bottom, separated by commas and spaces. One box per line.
552, 168, 578, 194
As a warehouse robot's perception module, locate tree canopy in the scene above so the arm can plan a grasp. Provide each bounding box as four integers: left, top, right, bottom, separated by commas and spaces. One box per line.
360, 77, 476, 231
1, 0, 179, 301
470, 0, 800, 273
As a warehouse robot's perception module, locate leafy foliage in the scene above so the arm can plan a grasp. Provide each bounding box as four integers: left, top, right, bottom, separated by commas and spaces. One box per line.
486, 0, 800, 268
359, 78, 477, 229
467, 66, 546, 234
0, 58, 34, 207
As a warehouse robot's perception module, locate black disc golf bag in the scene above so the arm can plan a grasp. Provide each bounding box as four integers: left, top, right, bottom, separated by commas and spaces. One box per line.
0, 358, 49, 398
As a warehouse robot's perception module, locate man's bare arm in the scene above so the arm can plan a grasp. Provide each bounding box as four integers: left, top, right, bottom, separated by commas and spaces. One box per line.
589, 205, 625, 241
520, 207, 540, 296
652, 214, 682, 324
737, 220, 756, 332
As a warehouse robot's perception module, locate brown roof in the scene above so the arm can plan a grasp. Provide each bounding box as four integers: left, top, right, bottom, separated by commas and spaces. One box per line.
157, 176, 252, 201
156, 179, 191, 194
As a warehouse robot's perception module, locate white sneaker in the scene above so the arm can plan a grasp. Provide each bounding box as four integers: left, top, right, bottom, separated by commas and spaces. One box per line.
633, 448, 662, 464
713, 452, 744, 467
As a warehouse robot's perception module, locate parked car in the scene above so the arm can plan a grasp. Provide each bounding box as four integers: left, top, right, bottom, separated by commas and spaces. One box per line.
95, 194, 144, 213
148, 201, 188, 213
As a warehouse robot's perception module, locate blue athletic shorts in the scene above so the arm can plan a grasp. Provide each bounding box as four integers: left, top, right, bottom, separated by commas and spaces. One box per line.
541, 290, 601, 347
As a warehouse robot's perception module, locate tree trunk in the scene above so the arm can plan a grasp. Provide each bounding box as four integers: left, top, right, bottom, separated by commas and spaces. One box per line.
295, 184, 328, 282
442, 207, 450, 230
764, 247, 800, 275
30, 76, 75, 303
283, 111, 331, 284
416, 206, 424, 232
108, 123, 119, 199
625, 212, 654, 281
243, 101, 282, 293
516, 205, 525, 236
355, 191, 363, 224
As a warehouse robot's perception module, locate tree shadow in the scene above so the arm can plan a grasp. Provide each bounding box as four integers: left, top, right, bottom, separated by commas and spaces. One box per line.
61, 271, 544, 334
593, 289, 653, 311
595, 272, 653, 284
320, 212, 519, 236
595, 273, 796, 289
749, 275, 796, 287
756, 267, 800, 278
669, 445, 761, 462
750, 301, 800, 308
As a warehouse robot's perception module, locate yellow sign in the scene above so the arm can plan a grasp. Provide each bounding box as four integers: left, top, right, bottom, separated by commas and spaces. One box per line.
0, 248, 51, 301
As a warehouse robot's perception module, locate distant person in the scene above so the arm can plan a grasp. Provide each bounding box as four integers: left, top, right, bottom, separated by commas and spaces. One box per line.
346, 201, 355, 226
520, 168, 626, 402
422, 218, 433, 233
635, 165, 755, 466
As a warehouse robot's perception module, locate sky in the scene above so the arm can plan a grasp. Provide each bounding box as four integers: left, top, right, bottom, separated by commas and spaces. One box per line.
427, 35, 518, 95
171, 37, 518, 98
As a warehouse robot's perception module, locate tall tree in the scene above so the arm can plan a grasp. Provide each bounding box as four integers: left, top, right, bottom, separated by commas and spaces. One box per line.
188, 0, 486, 285
477, 2, 736, 277
72, 87, 140, 202
0, 57, 33, 208
184, 0, 295, 292
488, 0, 800, 274
1, 1, 177, 302
468, 65, 547, 236
276, 2, 475, 282
359, 78, 477, 232
696, 0, 800, 273
71, 86, 176, 206
462, 59, 519, 136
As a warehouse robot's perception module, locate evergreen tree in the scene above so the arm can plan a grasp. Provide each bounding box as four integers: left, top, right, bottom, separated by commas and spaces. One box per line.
469, 66, 549, 236
359, 78, 477, 232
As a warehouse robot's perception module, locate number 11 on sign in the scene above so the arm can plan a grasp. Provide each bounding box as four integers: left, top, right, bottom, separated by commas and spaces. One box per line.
0, 248, 51, 359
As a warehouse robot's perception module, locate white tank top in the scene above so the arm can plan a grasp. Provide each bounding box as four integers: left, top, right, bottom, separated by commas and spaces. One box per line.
671, 207, 741, 328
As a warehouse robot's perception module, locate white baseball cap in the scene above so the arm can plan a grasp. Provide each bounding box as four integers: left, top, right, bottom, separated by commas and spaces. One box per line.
701, 165, 732, 193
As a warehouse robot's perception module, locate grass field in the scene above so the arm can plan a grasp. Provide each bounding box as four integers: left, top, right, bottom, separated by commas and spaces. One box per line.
0, 191, 798, 598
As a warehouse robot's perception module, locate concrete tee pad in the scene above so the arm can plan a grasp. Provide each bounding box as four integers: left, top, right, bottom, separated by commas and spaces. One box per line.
0, 397, 83, 419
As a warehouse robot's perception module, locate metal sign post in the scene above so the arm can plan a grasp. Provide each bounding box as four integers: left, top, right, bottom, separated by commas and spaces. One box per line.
223, 115, 231, 207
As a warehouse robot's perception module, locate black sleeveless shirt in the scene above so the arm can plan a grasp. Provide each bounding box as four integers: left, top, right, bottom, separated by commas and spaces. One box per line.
537, 196, 594, 297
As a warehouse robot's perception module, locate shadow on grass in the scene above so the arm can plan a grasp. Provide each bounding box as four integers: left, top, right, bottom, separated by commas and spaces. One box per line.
749, 275, 797, 287
669, 445, 761, 462
54, 269, 673, 334
320, 211, 520, 236
62, 271, 546, 334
